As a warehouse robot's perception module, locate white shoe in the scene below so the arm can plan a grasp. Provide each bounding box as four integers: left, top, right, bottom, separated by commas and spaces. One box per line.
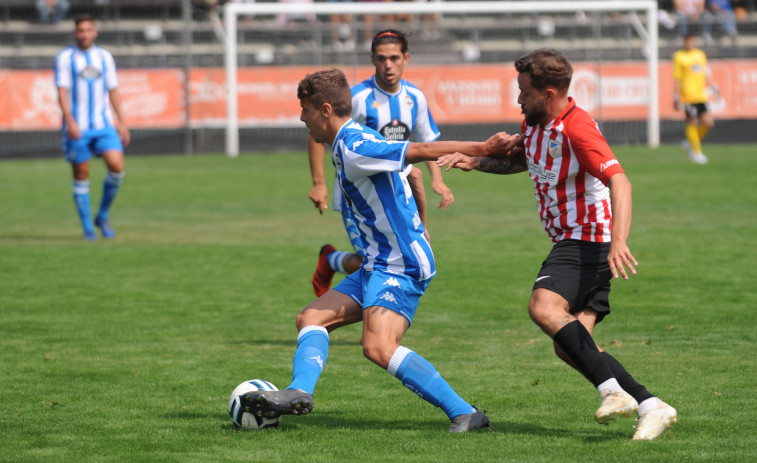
688, 151, 709, 164
680, 139, 692, 154
633, 399, 678, 440
595, 390, 638, 424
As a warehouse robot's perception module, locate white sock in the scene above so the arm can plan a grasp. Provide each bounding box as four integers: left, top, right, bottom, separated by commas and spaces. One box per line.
638, 397, 659, 414
596, 378, 624, 395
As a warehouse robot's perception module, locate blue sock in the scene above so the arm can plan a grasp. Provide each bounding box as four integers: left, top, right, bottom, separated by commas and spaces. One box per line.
96, 171, 124, 222
73, 180, 94, 233
288, 326, 329, 394
388, 346, 474, 419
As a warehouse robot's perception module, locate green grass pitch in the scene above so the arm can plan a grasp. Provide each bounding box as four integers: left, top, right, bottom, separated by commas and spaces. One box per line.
1, 144, 756, 462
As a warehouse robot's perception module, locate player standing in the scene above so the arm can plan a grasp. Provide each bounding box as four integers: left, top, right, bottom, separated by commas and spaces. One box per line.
241, 68, 518, 432
438, 49, 678, 440
673, 33, 716, 164
55, 14, 129, 240
308, 29, 454, 297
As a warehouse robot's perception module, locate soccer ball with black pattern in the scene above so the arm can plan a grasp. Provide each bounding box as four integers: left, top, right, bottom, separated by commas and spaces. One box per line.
228, 379, 282, 429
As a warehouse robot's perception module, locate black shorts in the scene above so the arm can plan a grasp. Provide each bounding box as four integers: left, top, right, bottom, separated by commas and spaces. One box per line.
533, 239, 613, 323
683, 102, 708, 119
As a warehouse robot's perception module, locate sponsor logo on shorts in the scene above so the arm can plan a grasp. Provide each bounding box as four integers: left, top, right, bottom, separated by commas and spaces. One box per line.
379, 292, 398, 303
382, 277, 401, 288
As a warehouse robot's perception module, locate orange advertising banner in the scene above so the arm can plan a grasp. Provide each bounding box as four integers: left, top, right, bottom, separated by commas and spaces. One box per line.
2, 60, 757, 131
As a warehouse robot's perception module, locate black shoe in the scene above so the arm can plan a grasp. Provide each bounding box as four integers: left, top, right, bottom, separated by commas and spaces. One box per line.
448, 407, 491, 433
240, 389, 314, 418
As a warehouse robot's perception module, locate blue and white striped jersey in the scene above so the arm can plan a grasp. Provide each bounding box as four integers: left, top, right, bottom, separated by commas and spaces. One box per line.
351, 76, 440, 144
334, 76, 440, 212
55, 45, 119, 131
332, 119, 436, 281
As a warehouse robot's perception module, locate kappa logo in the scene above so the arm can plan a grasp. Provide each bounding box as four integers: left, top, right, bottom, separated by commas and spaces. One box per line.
600, 159, 619, 172
379, 292, 398, 304
308, 355, 324, 370
372, 101, 382, 109
382, 277, 401, 288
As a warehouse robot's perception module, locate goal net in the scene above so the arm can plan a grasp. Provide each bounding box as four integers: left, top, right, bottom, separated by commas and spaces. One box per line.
223, 0, 659, 156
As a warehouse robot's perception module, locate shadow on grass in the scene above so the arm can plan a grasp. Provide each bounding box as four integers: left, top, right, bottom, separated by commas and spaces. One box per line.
217, 410, 632, 441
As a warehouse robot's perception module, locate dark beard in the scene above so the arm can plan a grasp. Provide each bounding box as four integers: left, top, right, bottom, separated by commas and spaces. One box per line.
524, 105, 547, 126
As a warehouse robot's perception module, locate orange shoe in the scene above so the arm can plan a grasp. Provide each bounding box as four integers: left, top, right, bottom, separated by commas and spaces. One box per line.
312, 244, 337, 297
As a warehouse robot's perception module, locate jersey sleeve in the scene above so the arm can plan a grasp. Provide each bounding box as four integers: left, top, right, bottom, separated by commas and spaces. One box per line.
351, 85, 370, 125
342, 132, 409, 178
54, 50, 72, 89
406, 85, 440, 143
566, 116, 624, 183
102, 50, 119, 90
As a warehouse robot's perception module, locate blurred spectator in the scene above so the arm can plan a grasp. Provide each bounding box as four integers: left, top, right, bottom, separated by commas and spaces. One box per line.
674, 0, 714, 45
276, 0, 316, 27
707, 0, 738, 46
327, 0, 355, 52
36, 0, 70, 24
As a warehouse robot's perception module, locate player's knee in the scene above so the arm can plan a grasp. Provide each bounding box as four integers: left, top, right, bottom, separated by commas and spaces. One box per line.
361, 339, 392, 369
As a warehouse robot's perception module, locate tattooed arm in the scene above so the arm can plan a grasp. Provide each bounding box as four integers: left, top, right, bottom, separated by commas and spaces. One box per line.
437, 152, 528, 175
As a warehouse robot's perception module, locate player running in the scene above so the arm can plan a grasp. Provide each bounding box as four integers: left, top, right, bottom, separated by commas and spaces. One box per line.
438, 49, 678, 440
241, 68, 519, 432
308, 29, 454, 297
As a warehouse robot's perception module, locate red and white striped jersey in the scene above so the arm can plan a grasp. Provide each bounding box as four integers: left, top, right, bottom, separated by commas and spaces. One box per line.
520, 98, 624, 244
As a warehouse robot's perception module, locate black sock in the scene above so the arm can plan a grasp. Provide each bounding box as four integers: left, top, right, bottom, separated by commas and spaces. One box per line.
553, 321, 614, 387
600, 352, 654, 403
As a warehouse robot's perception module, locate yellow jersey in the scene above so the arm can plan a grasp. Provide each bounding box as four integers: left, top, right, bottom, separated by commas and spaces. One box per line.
672, 47, 709, 104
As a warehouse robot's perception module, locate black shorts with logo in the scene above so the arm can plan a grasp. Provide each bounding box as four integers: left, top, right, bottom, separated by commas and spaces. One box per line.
533, 239, 613, 323
684, 102, 708, 119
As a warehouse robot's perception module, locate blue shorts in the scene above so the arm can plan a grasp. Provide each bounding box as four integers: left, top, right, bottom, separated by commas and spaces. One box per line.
341, 208, 366, 257
333, 268, 431, 325
63, 127, 123, 164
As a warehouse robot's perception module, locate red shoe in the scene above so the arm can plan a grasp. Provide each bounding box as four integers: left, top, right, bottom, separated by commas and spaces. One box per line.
312, 244, 337, 297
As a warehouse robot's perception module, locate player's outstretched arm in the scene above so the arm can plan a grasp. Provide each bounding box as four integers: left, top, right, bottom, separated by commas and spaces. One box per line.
307, 134, 329, 214
404, 132, 519, 164
437, 152, 528, 175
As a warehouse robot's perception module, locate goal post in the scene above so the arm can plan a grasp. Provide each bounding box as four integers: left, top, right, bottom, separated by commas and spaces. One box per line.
223, 0, 659, 156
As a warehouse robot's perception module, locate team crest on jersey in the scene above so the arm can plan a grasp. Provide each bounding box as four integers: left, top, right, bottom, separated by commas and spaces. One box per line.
548, 139, 562, 158
404, 95, 414, 110
80, 65, 101, 80
380, 119, 410, 140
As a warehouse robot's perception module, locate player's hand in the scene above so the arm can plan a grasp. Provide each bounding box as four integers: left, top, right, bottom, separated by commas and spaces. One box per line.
607, 241, 638, 280
484, 132, 522, 157
309, 183, 328, 214
67, 122, 82, 140
118, 124, 131, 147
431, 180, 454, 209
438, 153, 477, 172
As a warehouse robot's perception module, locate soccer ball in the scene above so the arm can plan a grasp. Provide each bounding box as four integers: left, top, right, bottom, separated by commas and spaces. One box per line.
228, 379, 282, 430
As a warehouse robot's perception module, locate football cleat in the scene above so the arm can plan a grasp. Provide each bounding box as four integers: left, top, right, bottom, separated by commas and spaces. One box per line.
312, 244, 336, 297
595, 390, 638, 425
83, 230, 97, 241
240, 389, 314, 418
448, 407, 491, 433
632, 399, 678, 440
94, 217, 116, 239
